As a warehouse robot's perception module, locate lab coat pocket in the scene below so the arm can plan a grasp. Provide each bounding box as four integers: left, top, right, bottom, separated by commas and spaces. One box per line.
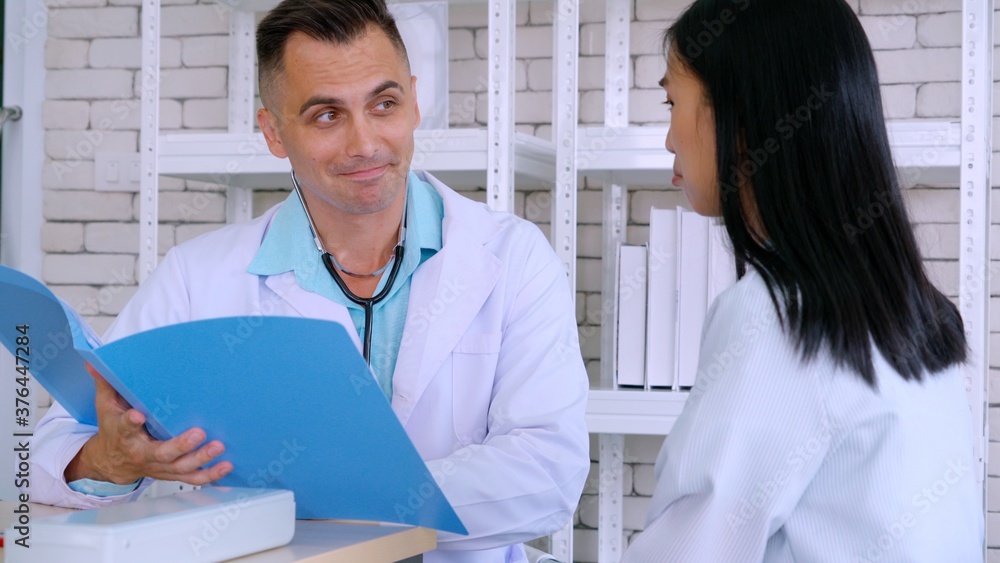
452, 331, 502, 447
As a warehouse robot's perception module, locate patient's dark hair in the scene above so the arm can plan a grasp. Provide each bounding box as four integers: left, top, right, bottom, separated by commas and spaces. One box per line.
256, 0, 408, 107
665, 0, 966, 386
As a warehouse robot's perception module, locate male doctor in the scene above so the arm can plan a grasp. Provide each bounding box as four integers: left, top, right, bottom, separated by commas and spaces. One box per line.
30, 0, 590, 560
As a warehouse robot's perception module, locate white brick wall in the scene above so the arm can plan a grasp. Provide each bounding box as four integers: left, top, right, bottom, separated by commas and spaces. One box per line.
34, 1, 987, 561
880, 84, 916, 119
43, 100, 91, 130
860, 15, 916, 50
181, 36, 228, 67
154, 67, 227, 99
46, 39, 89, 68
47, 69, 134, 99
43, 253, 135, 285
916, 82, 961, 118
39, 0, 234, 331
41, 222, 85, 253
49, 7, 137, 39
161, 5, 230, 37
88, 37, 181, 68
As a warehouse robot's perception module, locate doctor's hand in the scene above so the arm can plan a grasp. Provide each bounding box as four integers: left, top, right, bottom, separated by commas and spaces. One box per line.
63, 363, 233, 487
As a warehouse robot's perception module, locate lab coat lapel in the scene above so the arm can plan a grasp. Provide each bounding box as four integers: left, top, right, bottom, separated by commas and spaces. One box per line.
392, 177, 503, 426
262, 273, 362, 350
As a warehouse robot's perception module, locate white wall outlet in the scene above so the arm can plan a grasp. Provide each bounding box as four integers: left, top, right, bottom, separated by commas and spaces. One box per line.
95, 152, 141, 192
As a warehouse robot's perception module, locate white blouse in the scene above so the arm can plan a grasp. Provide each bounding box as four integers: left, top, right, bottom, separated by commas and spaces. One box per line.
623, 270, 983, 563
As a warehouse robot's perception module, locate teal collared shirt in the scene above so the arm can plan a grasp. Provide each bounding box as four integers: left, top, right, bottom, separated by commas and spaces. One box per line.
247, 171, 443, 400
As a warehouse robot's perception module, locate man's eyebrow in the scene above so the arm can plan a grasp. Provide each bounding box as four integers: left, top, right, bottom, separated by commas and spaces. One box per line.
368, 80, 405, 99
297, 80, 405, 116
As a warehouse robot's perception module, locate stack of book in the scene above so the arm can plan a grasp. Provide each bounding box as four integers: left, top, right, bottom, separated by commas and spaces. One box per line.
615, 208, 737, 389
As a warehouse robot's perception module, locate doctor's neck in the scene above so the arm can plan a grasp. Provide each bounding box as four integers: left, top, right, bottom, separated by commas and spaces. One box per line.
302, 186, 406, 277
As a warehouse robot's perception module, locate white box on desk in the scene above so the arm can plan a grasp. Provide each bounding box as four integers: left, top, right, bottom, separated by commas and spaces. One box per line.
5, 487, 294, 563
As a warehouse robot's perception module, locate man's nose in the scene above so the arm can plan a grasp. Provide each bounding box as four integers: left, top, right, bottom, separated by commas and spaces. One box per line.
345, 116, 378, 158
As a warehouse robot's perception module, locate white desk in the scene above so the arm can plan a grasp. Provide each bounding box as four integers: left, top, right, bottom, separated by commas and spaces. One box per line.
0, 502, 435, 562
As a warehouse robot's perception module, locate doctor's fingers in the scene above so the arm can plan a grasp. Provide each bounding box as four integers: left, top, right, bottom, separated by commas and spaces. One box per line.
146, 428, 224, 466
145, 443, 233, 486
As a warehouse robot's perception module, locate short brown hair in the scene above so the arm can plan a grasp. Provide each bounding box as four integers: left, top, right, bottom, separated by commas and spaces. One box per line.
256, 0, 409, 107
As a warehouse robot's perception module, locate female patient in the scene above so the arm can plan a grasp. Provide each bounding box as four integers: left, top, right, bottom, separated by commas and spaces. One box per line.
623, 0, 983, 561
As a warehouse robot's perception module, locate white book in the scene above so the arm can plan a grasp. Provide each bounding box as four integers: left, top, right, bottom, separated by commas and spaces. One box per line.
617, 245, 648, 387
646, 208, 678, 389
675, 208, 710, 389
707, 219, 738, 309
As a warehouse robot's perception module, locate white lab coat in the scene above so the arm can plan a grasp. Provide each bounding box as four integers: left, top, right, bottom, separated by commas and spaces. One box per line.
30, 172, 591, 563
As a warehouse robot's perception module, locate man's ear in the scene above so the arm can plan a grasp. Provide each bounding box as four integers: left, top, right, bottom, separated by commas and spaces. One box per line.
257, 107, 288, 159
410, 75, 421, 130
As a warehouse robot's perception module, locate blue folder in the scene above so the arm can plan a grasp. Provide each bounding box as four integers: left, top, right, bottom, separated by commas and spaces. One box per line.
0, 265, 466, 535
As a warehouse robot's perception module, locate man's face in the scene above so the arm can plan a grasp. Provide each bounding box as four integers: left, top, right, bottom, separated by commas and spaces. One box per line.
258, 27, 420, 219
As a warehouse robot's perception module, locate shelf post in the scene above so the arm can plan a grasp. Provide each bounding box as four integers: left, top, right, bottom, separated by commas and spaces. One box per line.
959, 0, 993, 541
227, 8, 256, 224
551, 3, 580, 559
553, 0, 579, 291
138, 0, 161, 283
486, 0, 516, 213
598, 0, 632, 561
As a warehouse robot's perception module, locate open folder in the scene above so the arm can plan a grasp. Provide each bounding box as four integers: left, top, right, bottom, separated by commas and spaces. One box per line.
0, 265, 467, 535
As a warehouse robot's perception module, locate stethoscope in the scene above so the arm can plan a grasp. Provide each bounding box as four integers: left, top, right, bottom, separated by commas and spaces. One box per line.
291, 171, 406, 366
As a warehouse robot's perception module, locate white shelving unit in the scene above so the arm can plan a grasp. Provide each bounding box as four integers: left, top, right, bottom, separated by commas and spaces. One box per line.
135, 0, 990, 561
577, 120, 961, 186
157, 129, 557, 189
